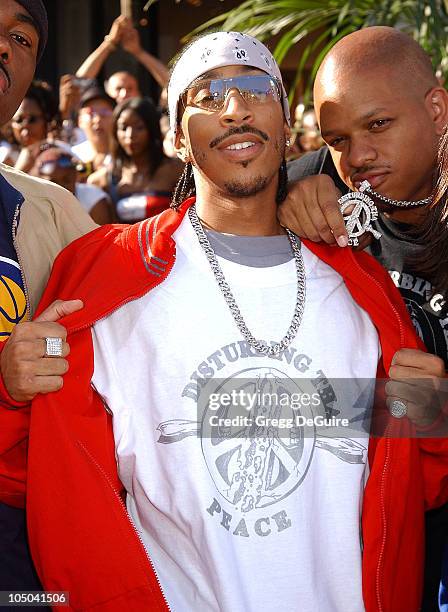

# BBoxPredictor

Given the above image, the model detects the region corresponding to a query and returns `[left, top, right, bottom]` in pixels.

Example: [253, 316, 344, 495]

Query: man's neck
[373, 173, 435, 225]
[195, 185, 285, 237]
[384, 206, 429, 224]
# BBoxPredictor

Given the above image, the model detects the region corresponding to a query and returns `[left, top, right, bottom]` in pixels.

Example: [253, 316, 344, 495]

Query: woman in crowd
[12, 80, 61, 174]
[89, 96, 182, 222]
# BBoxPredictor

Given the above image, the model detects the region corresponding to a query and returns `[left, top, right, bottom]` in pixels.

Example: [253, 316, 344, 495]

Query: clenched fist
[1, 299, 83, 402]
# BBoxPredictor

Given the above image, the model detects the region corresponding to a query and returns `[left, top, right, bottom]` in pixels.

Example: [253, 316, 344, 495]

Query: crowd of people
[0, 13, 183, 225]
[0, 13, 322, 227]
[0, 1, 448, 612]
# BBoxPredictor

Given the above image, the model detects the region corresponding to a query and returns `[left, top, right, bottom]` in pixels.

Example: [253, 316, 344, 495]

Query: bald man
[105, 70, 140, 104]
[282, 26, 448, 610]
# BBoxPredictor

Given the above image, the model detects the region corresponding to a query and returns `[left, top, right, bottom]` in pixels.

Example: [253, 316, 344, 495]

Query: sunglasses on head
[181, 74, 281, 112]
[12, 114, 44, 126]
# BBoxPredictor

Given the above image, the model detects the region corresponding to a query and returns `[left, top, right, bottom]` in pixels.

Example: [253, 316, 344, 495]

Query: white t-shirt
[92, 215, 380, 612]
[75, 182, 108, 214]
[71, 139, 111, 166]
[0, 141, 12, 164]
[71, 139, 93, 163]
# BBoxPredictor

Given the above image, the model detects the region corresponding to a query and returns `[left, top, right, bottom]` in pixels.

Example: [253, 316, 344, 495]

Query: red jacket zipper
[345, 248, 407, 612]
[69, 249, 176, 610]
[48, 221, 177, 607]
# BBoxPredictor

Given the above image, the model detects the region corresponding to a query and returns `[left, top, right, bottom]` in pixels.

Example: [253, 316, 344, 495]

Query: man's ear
[174, 127, 191, 163]
[425, 87, 448, 136]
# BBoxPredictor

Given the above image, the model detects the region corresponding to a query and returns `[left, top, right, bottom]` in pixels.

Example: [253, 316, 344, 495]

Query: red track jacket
[0, 199, 447, 611]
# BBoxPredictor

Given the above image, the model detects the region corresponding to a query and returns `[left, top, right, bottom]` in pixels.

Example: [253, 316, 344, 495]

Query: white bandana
[168, 31, 290, 137]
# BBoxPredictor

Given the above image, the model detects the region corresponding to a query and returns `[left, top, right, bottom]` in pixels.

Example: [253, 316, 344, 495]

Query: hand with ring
[0, 299, 84, 403]
[386, 348, 446, 428]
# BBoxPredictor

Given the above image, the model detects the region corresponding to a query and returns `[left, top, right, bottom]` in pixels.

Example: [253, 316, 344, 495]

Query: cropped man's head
[0, 0, 48, 125]
[78, 87, 115, 150]
[314, 26, 448, 202]
[32, 144, 78, 194]
[168, 31, 291, 207]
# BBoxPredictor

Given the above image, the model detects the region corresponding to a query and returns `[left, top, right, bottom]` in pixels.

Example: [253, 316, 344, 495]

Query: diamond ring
[45, 337, 63, 358]
[390, 399, 408, 419]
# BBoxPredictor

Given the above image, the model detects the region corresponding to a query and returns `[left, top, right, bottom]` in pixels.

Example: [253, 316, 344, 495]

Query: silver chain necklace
[359, 180, 432, 208]
[188, 205, 306, 357]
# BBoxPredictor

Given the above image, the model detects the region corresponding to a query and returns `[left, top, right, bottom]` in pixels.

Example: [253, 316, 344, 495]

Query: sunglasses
[181, 74, 281, 112]
[79, 108, 113, 119]
[38, 156, 76, 175]
[12, 114, 44, 126]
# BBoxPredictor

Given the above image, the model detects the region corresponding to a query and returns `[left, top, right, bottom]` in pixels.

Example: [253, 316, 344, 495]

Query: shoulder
[287, 147, 346, 193]
[1, 162, 68, 201]
[287, 148, 329, 182]
[34, 223, 135, 320]
[40, 224, 134, 290]
[76, 182, 109, 208]
[36, 207, 187, 325]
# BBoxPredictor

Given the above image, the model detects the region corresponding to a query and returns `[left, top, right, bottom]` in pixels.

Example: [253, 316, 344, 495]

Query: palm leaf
[184, 0, 448, 99]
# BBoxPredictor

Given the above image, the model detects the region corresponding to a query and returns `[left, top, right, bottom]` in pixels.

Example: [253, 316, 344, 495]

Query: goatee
[223, 175, 269, 198]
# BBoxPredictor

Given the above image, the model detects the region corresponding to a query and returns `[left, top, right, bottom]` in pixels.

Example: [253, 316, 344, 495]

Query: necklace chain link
[188, 205, 306, 357]
[359, 180, 432, 208]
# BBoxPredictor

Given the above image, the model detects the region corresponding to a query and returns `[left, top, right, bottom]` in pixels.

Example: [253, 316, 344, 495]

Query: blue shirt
[0, 173, 26, 341]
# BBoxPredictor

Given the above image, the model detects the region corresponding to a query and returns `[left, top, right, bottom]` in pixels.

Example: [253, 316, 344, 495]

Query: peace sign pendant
[338, 187, 382, 246]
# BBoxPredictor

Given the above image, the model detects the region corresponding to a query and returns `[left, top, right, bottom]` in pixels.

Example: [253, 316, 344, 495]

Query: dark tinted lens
[39, 157, 75, 174]
[57, 156, 76, 168]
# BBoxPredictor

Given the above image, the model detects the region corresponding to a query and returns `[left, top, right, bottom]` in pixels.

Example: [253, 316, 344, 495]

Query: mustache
[209, 125, 269, 149]
[351, 166, 391, 181]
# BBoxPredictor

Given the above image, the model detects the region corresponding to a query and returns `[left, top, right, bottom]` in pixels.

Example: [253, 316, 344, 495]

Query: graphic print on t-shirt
[0, 256, 26, 341]
[388, 269, 448, 368]
[157, 349, 368, 535]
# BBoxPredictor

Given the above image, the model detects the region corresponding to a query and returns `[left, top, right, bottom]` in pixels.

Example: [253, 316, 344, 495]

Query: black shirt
[369, 214, 448, 369]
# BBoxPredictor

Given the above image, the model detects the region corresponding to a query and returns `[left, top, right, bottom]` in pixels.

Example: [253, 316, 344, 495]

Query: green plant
[188, 0, 448, 101]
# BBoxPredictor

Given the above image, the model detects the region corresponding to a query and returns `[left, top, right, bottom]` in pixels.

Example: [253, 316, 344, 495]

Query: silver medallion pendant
[338, 183, 382, 246]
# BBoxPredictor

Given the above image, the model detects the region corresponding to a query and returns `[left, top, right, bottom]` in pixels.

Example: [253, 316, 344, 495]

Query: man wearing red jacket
[1, 31, 447, 612]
